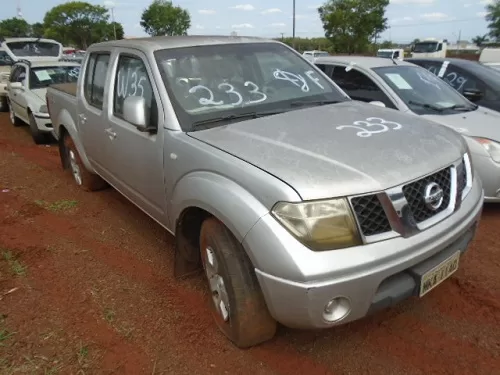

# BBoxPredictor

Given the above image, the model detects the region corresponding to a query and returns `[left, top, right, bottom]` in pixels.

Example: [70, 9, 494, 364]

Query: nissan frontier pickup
[45, 36, 484, 348]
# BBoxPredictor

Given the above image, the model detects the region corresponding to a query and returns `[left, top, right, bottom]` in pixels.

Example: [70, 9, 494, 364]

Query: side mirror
[463, 88, 483, 102]
[369, 100, 386, 108]
[9, 82, 23, 90]
[123, 96, 155, 132]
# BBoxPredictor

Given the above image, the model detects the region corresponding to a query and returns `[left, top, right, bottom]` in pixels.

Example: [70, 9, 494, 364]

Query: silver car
[46, 36, 483, 348]
[315, 56, 500, 202]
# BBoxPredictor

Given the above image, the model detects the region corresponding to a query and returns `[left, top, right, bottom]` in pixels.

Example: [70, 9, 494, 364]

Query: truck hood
[188, 101, 466, 200]
[422, 105, 500, 142]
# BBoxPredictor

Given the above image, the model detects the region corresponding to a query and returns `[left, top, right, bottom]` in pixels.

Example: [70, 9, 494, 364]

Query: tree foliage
[0, 18, 31, 37]
[486, 1, 500, 41]
[318, 0, 390, 54]
[140, 0, 191, 36]
[43, 1, 113, 49]
[472, 34, 489, 47]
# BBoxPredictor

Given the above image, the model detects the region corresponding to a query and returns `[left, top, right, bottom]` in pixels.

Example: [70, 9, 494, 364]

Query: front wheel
[8, 101, 23, 127]
[62, 134, 108, 192]
[199, 217, 277, 348]
[28, 112, 51, 145]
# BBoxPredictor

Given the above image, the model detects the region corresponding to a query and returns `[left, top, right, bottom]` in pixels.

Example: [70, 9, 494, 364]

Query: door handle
[78, 113, 87, 124]
[105, 128, 117, 139]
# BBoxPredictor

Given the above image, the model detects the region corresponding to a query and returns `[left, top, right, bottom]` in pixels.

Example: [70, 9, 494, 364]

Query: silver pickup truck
[45, 36, 484, 348]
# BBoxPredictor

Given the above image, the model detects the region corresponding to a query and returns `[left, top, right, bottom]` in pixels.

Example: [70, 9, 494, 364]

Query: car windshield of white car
[153, 42, 349, 130]
[29, 66, 81, 89]
[373, 65, 477, 115]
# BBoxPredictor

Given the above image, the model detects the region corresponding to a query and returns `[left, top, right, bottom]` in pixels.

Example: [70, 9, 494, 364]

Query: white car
[7, 59, 81, 144]
[0, 48, 13, 112]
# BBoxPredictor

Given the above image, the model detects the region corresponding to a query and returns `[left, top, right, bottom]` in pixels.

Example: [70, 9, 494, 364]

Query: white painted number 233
[336, 117, 403, 137]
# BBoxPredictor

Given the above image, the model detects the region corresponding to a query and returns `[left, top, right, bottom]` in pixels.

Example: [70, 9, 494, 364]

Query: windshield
[29, 65, 80, 89]
[153, 42, 348, 131]
[413, 42, 438, 53]
[377, 51, 393, 58]
[314, 52, 329, 57]
[0, 51, 13, 66]
[373, 65, 476, 115]
[5, 41, 61, 58]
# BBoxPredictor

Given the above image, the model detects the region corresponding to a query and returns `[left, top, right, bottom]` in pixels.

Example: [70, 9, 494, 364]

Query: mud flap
[174, 224, 202, 279]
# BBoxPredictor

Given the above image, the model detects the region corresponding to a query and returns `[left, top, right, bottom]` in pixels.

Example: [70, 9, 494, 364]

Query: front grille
[351, 194, 391, 236]
[402, 167, 452, 223]
[457, 158, 467, 197]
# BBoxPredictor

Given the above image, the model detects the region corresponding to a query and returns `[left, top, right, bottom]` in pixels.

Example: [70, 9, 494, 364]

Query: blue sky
[5, 0, 494, 43]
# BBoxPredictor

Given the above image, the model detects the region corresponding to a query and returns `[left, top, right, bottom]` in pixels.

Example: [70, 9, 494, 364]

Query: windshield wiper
[408, 100, 445, 113]
[191, 109, 288, 128]
[290, 99, 341, 108]
[444, 103, 478, 111]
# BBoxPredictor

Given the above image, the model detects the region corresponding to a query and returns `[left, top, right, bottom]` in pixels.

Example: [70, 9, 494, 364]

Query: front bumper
[244, 176, 484, 329]
[33, 112, 53, 132]
[472, 153, 500, 202]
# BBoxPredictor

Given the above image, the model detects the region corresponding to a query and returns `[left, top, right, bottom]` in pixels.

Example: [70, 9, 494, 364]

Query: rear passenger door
[77, 51, 114, 180]
[104, 48, 166, 224]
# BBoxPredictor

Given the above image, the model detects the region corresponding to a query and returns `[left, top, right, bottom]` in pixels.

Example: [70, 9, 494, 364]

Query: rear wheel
[28, 112, 51, 145]
[62, 134, 108, 192]
[199, 217, 277, 348]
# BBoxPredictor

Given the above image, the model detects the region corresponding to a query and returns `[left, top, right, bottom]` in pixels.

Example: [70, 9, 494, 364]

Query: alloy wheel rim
[202, 246, 230, 322]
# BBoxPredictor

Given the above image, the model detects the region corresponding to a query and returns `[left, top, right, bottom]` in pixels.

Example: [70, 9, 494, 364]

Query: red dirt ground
[0, 112, 499, 375]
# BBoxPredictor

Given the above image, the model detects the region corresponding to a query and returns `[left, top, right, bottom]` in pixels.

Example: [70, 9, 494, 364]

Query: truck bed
[46, 82, 79, 141]
[50, 82, 77, 97]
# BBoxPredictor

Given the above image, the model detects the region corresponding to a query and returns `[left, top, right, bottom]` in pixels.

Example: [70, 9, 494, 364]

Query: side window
[16, 67, 26, 83]
[84, 54, 96, 104]
[9, 66, 20, 82]
[113, 54, 156, 127]
[394, 51, 400, 59]
[316, 63, 334, 78]
[83, 53, 110, 109]
[330, 66, 396, 109]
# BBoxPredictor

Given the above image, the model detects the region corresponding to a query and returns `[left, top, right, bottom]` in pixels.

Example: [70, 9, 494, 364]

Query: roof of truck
[88, 35, 279, 51]
[314, 55, 415, 69]
[13, 59, 80, 68]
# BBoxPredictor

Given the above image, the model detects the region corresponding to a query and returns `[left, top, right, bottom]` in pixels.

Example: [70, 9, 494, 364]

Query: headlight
[39, 105, 48, 113]
[271, 198, 362, 251]
[473, 137, 500, 163]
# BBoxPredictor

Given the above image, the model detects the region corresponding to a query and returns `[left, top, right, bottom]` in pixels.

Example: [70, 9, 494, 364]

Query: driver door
[8, 64, 29, 121]
[103, 48, 167, 225]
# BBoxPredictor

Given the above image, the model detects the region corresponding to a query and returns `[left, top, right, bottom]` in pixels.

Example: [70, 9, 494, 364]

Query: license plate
[419, 251, 460, 297]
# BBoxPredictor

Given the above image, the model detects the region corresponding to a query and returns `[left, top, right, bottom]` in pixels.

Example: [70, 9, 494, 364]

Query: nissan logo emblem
[423, 182, 444, 211]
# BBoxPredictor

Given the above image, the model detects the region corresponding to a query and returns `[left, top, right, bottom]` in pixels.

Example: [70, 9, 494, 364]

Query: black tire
[62, 134, 108, 192]
[28, 112, 51, 145]
[199, 217, 277, 348]
[8, 101, 23, 127]
[0, 96, 8, 112]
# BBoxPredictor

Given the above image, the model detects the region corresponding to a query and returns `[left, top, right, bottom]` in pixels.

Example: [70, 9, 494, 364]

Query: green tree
[30, 22, 46, 38]
[318, 0, 390, 54]
[486, 0, 500, 41]
[0, 17, 31, 37]
[95, 21, 124, 41]
[43, 1, 110, 49]
[472, 34, 489, 47]
[140, 0, 191, 36]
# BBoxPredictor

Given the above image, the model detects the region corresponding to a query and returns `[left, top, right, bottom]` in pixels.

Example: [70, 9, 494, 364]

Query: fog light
[323, 296, 351, 322]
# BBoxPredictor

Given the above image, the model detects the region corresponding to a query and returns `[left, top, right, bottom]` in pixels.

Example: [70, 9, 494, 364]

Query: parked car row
[314, 56, 500, 203]
[1, 35, 492, 349]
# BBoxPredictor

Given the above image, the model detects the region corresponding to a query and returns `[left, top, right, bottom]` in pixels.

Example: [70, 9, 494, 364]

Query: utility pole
[281, 32, 284, 41]
[111, 6, 117, 40]
[292, 0, 296, 49]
